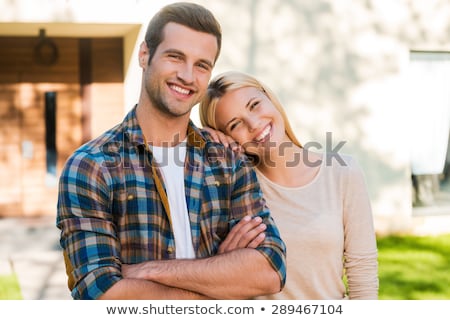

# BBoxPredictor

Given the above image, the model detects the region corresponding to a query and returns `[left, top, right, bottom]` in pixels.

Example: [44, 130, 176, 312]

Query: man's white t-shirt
[150, 141, 195, 259]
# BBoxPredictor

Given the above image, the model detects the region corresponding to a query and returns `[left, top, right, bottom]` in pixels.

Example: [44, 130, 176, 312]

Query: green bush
[0, 274, 23, 300]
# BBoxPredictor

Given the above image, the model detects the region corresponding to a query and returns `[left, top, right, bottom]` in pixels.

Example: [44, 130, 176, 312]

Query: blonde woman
[199, 71, 378, 299]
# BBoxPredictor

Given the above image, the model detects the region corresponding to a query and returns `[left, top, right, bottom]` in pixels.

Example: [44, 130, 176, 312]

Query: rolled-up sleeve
[57, 152, 122, 299]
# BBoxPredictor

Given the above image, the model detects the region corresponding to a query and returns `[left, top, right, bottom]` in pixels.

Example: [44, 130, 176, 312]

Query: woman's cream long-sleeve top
[255, 154, 379, 300]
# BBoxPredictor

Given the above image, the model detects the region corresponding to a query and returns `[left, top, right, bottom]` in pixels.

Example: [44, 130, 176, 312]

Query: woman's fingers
[202, 126, 239, 149]
[218, 215, 266, 254]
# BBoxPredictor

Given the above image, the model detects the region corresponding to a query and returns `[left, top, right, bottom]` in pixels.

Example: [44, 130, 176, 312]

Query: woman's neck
[257, 145, 322, 188]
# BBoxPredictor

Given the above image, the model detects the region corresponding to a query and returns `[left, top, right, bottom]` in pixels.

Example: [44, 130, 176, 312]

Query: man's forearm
[124, 248, 281, 299]
[99, 278, 211, 300]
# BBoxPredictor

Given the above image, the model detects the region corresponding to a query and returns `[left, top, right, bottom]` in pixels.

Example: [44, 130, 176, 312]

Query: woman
[199, 71, 378, 299]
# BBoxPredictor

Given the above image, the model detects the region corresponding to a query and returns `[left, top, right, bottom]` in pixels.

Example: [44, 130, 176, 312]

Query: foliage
[0, 274, 23, 300]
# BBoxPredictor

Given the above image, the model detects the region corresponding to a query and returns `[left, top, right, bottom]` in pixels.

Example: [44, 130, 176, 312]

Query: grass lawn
[377, 233, 450, 299]
[0, 273, 22, 300]
[0, 234, 449, 300]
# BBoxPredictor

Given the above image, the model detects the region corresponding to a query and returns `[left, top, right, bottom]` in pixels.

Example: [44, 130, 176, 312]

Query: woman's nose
[247, 116, 260, 132]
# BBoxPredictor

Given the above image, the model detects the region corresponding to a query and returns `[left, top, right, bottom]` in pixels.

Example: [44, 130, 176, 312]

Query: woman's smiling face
[214, 86, 286, 156]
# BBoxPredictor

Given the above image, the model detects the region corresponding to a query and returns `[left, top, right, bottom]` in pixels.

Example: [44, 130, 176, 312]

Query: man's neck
[136, 103, 190, 147]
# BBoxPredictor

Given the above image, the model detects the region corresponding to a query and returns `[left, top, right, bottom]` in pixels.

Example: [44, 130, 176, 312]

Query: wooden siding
[0, 36, 123, 217]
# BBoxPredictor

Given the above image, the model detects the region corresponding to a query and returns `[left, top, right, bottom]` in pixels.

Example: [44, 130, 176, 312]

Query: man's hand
[218, 215, 267, 254]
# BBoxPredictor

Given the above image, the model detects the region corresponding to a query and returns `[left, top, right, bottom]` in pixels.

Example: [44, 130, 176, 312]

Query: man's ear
[138, 41, 149, 68]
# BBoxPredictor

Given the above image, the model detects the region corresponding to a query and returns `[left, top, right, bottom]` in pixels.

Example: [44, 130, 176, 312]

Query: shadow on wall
[215, 0, 410, 209]
[209, 0, 450, 234]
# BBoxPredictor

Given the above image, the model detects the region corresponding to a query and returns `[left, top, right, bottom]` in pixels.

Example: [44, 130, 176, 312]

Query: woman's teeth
[255, 125, 271, 142]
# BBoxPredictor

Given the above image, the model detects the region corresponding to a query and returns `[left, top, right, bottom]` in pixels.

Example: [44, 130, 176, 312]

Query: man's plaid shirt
[57, 105, 286, 299]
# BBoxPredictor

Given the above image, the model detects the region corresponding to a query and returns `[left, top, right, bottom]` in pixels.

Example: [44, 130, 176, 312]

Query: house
[1, 0, 450, 235]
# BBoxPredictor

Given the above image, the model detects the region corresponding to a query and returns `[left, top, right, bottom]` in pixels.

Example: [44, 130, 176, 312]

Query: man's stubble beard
[145, 73, 195, 118]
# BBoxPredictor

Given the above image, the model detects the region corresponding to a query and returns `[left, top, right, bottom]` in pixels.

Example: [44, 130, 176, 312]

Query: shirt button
[166, 247, 174, 254]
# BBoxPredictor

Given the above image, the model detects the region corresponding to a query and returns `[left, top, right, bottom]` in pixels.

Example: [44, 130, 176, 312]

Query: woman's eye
[230, 121, 240, 131]
[249, 101, 259, 110]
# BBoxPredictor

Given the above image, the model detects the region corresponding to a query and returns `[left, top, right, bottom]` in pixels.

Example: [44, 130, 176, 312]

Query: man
[57, 2, 286, 300]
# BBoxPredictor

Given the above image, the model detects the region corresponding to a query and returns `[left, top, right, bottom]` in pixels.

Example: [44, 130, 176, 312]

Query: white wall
[193, 0, 450, 234]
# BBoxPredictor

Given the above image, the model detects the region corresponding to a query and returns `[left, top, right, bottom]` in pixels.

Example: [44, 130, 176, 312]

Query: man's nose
[177, 64, 194, 83]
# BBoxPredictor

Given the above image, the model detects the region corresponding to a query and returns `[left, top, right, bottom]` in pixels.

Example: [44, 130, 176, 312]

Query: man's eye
[197, 63, 211, 71]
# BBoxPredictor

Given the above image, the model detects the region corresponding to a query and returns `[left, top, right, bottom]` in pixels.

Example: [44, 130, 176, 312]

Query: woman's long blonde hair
[199, 71, 302, 148]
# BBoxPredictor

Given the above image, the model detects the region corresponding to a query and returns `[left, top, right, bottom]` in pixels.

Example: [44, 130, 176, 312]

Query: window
[45, 91, 57, 186]
[408, 51, 450, 208]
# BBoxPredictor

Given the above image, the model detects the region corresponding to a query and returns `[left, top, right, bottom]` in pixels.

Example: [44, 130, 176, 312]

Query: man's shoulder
[74, 105, 140, 156]
[188, 124, 255, 171]
[197, 127, 214, 142]
[77, 123, 124, 155]
[202, 143, 256, 174]
[62, 119, 131, 174]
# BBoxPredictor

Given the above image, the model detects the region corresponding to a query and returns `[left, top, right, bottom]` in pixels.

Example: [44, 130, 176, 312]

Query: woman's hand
[202, 126, 241, 152]
[218, 215, 266, 254]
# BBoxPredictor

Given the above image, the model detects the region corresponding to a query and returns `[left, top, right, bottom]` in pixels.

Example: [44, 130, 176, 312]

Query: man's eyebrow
[163, 48, 185, 57]
[163, 49, 213, 68]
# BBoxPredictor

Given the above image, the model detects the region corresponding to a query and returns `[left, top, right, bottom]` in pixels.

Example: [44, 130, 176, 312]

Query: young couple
[57, 2, 378, 300]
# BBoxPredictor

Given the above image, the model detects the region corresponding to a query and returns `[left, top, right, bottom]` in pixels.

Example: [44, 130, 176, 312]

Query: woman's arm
[343, 157, 379, 299]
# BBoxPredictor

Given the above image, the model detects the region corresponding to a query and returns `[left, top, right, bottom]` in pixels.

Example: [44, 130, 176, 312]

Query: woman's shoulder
[321, 151, 356, 167]
[320, 152, 366, 179]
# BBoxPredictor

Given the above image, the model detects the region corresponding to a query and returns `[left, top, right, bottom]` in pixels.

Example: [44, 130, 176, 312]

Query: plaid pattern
[57, 105, 286, 299]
